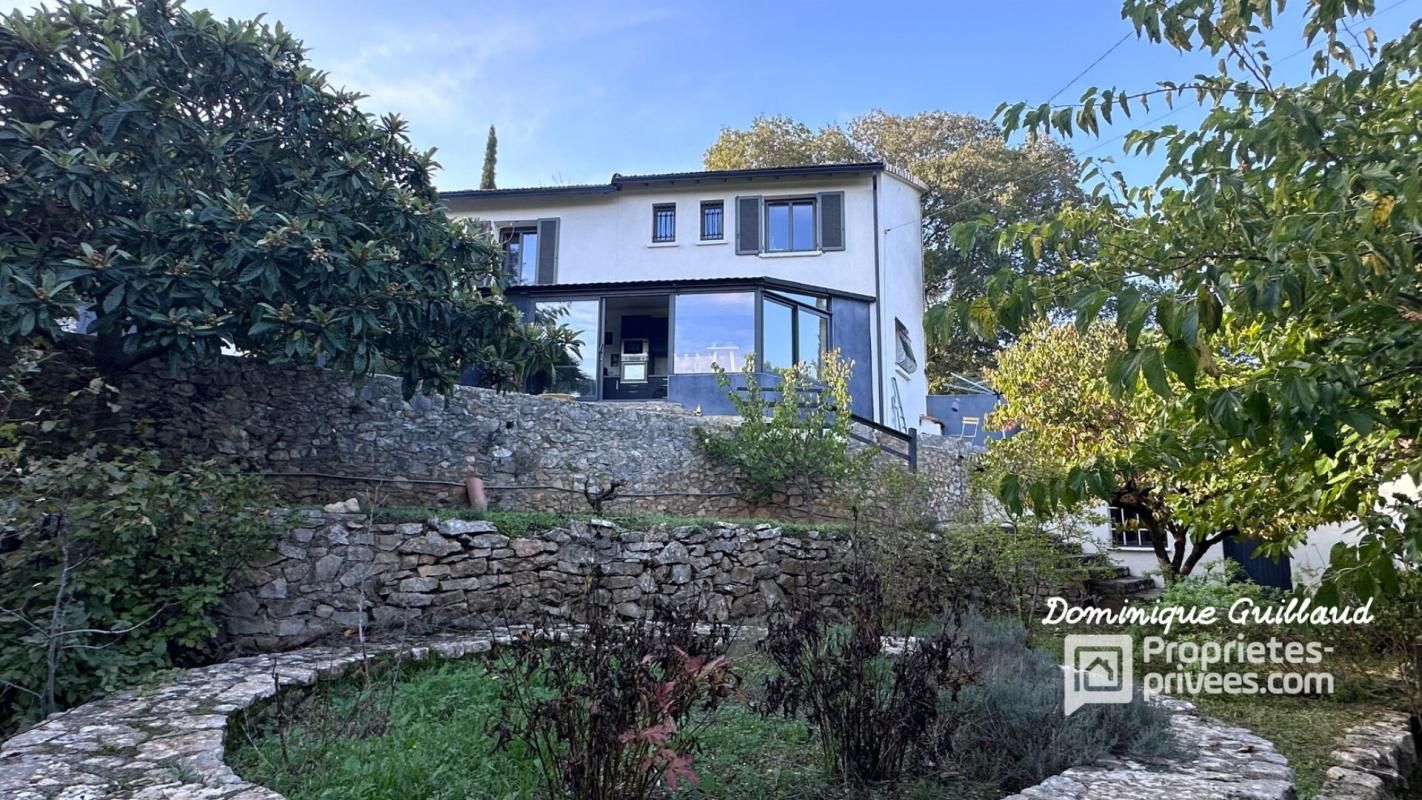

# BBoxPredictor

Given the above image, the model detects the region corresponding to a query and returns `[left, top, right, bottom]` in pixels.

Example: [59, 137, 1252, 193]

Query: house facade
[442, 162, 929, 430]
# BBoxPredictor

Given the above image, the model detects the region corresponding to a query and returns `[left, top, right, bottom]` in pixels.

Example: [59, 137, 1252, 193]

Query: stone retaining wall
[0, 633, 515, 800]
[223, 511, 854, 651]
[1318, 711, 1417, 800]
[0, 635, 1304, 800]
[88, 352, 974, 521]
[1002, 696, 1295, 800]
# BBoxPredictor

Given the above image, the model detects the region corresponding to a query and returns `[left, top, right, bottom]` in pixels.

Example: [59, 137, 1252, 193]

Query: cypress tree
[479, 125, 497, 190]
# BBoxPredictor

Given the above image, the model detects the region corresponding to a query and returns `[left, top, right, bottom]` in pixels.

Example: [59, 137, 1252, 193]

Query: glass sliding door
[532, 299, 599, 398]
[673, 292, 755, 373]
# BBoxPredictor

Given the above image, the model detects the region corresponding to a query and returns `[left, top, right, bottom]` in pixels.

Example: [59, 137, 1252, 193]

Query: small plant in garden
[491, 595, 738, 800]
[1127, 561, 1293, 675]
[0, 448, 278, 734]
[939, 518, 1107, 637]
[934, 614, 1176, 792]
[697, 350, 872, 513]
[758, 559, 976, 787]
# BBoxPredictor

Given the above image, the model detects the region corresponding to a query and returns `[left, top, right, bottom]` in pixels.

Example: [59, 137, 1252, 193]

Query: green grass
[228, 652, 993, 800]
[357, 507, 853, 538]
[1192, 694, 1392, 800]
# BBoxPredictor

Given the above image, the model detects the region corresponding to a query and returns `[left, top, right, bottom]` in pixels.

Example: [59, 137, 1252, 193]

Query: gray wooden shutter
[536, 218, 558, 284]
[735, 196, 761, 255]
[818, 191, 845, 251]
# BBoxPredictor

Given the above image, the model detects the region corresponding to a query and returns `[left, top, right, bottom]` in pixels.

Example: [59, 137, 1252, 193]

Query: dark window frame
[758, 290, 830, 375]
[894, 318, 918, 374]
[1110, 507, 1154, 549]
[500, 223, 540, 285]
[764, 197, 818, 253]
[652, 203, 677, 243]
[700, 200, 724, 241]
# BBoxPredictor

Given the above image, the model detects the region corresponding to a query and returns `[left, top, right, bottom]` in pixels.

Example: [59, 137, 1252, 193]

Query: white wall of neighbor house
[445, 175, 882, 298]
[877, 171, 929, 430]
[1076, 474, 1422, 587]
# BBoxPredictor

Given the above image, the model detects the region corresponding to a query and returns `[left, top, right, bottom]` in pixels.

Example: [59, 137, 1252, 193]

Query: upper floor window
[652, 204, 676, 243]
[501, 225, 539, 284]
[894, 318, 918, 374]
[735, 192, 844, 255]
[765, 198, 816, 252]
[700, 201, 724, 241]
[498, 218, 558, 284]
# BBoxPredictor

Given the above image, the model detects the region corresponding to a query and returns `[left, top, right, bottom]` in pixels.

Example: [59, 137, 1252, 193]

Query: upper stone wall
[99, 354, 975, 521]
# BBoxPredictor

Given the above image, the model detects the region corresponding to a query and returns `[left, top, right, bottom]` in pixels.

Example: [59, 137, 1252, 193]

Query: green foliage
[983, 322, 1333, 578]
[0, 448, 278, 733]
[491, 606, 736, 800]
[697, 351, 872, 508]
[0, 0, 556, 395]
[1127, 562, 1290, 673]
[479, 125, 497, 191]
[936, 615, 1176, 793]
[937, 520, 1107, 635]
[704, 111, 1083, 380]
[964, 0, 1421, 596]
[758, 562, 976, 788]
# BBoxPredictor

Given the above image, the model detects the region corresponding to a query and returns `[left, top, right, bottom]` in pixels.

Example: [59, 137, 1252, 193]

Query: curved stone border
[2, 634, 1303, 800]
[1002, 696, 1295, 800]
[0, 632, 518, 800]
[1317, 710, 1417, 800]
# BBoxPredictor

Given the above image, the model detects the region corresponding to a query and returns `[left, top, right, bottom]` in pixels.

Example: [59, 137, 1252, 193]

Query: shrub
[935, 614, 1176, 792]
[697, 351, 872, 512]
[757, 560, 975, 787]
[0, 447, 279, 733]
[938, 520, 1106, 637]
[1127, 561, 1291, 674]
[490, 595, 737, 800]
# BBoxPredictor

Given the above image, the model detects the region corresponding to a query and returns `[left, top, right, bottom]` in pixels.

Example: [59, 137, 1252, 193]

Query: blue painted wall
[669, 371, 784, 416]
[926, 392, 1008, 447]
[829, 297, 875, 419]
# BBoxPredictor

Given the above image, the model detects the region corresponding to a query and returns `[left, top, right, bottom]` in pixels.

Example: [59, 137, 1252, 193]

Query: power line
[887, 0, 1410, 234]
[1046, 32, 1133, 104]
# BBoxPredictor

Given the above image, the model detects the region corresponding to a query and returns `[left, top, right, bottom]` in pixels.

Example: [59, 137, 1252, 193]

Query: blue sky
[6, 0, 1418, 191]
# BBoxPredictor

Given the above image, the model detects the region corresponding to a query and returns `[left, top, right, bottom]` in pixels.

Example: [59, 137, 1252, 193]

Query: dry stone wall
[1317, 711, 1417, 800]
[93, 353, 974, 521]
[223, 511, 854, 651]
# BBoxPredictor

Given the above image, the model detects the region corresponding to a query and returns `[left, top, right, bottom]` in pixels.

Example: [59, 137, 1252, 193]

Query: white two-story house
[442, 162, 928, 431]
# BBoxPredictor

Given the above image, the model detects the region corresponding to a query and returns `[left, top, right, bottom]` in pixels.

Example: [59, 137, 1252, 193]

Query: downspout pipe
[872, 173, 885, 423]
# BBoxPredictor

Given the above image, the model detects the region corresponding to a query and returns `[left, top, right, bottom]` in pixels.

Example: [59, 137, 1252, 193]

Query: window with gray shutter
[536, 218, 559, 284]
[735, 196, 761, 255]
[818, 191, 845, 251]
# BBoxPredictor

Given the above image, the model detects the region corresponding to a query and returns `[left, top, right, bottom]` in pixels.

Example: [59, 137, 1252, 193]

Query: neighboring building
[441, 162, 929, 430]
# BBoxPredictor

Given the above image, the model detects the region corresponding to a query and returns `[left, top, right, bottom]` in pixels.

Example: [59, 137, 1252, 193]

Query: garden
[2, 0, 1421, 798]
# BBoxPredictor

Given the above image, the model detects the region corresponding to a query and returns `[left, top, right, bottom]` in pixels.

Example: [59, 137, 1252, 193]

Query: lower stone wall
[223, 511, 854, 651]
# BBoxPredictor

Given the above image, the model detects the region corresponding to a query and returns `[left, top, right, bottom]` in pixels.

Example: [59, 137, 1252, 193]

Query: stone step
[1090, 575, 1158, 596]
[1066, 552, 1131, 579]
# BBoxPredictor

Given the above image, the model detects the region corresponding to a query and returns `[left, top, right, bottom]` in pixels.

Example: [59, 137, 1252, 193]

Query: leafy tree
[479, 124, 497, 190]
[703, 114, 860, 172]
[697, 351, 872, 513]
[967, 0, 1421, 598]
[704, 111, 1082, 382]
[983, 322, 1331, 579]
[0, 0, 547, 396]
